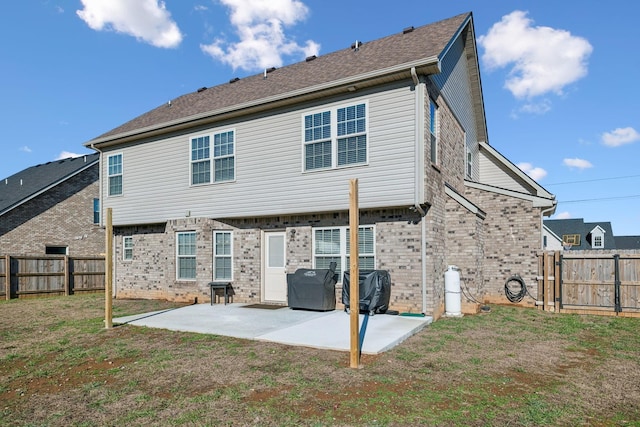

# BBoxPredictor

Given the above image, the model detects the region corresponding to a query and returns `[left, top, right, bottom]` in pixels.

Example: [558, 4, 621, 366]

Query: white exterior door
[263, 231, 287, 303]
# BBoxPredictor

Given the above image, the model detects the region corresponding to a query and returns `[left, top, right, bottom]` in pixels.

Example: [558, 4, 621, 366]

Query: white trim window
[313, 226, 375, 279]
[466, 145, 473, 179]
[176, 232, 197, 280]
[304, 102, 368, 171]
[429, 100, 438, 165]
[213, 231, 233, 280]
[107, 153, 123, 196]
[123, 236, 133, 261]
[190, 130, 235, 185]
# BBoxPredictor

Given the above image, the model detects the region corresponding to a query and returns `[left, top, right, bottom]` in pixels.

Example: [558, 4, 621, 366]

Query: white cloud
[519, 99, 552, 115]
[554, 211, 572, 219]
[517, 162, 547, 181]
[563, 158, 593, 169]
[478, 10, 593, 99]
[201, 0, 320, 71]
[56, 151, 84, 160]
[601, 127, 640, 147]
[20, 146, 32, 153]
[76, 0, 183, 48]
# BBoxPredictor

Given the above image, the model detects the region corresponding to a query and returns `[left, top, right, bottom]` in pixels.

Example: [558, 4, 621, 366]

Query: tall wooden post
[4, 255, 10, 301]
[349, 179, 360, 368]
[105, 208, 113, 329]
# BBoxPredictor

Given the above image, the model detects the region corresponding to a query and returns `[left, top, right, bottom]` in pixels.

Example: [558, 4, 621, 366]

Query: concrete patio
[113, 303, 432, 355]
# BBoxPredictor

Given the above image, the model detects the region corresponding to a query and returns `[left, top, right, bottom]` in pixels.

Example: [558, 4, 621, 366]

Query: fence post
[64, 255, 70, 296]
[554, 251, 561, 312]
[614, 254, 621, 313]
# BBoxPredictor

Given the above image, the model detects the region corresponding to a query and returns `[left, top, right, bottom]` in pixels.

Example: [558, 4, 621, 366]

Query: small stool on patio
[209, 282, 232, 305]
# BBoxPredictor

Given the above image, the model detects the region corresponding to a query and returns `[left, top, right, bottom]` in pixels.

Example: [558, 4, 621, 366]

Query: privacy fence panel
[0, 254, 105, 299]
[538, 251, 640, 317]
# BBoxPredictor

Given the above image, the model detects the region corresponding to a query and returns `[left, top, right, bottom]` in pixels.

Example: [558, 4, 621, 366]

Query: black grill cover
[287, 262, 337, 311]
[342, 270, 391, 315]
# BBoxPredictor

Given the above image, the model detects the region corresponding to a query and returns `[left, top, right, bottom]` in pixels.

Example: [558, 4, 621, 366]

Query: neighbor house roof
[86, 12, 477, 148]
[543, 218, 616, 250]
[0, 154, 99, 216]
[615, 236, 640, 250]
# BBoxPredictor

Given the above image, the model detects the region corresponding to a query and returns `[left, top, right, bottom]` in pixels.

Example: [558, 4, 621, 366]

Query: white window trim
[466, 144, 473, 179]
[301, 101, 369, 173]
[189, 128, 236, 186]
[593, 235, 603, 248]
[429, 99, 438, 165]
[213, 230, 234, 281]
[123, 236, 133, 261]
[107, 153, 124, 197]
[312, 225, 376, 282]
[176, 231, 197, 281]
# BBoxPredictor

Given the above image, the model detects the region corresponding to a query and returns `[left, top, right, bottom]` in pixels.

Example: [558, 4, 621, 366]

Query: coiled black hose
[504, 274, 530, 303]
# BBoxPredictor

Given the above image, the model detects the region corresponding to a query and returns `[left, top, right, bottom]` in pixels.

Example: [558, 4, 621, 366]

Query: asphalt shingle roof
[89, 12, 471, 144]
[544, 218, 616, 250]
[0, 154, 99, 215]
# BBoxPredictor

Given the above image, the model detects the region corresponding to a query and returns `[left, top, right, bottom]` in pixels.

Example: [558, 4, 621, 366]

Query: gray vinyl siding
[431, 35, 479, 180]
[101, 83, 417, 225]
[478, 150, 532, 193]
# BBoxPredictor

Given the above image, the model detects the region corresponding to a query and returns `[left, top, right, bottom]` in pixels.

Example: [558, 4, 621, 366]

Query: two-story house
[87, 12, 555, 317]
[544, 219, 615, 250]
[0, 154, 103, 256]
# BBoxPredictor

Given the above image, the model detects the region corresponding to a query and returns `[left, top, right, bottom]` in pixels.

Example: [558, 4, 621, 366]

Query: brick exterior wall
[0, 166, 103, 257]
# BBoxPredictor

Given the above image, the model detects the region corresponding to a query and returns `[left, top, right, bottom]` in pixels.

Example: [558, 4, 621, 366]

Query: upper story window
[190, 130, 235, 185]
[107, 154, 123, 196]
[304, 103, 367, 171]
[593, 235, 603, 248]
[466, 146, 473, 179]
[429, 100, 438, 165]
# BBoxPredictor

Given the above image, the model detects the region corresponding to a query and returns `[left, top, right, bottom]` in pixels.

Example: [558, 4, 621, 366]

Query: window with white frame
[466, 146, 473, 179]
[93, 198, 100, 224]
[176, 232, 197, 280]
[190, 130, 235, 185]
[429, 100, 438, 164]
[304, 103, 367, 171]
[593, 235, 603, 248]
[213, 231, 233, 280]
[313, 226, 375, 279]
[123, 236, 133, 261]
[108, 154, 123, 196]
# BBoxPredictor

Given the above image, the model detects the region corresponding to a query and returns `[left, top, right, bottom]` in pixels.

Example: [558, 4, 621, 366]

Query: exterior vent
[403, 26, 415, 34]
[196, 87, 207, 93]
[351, 40, 363, 50]
[305, 55, 317, 62]
[229, 77, 240, 84]
[266, 67, 276, 73]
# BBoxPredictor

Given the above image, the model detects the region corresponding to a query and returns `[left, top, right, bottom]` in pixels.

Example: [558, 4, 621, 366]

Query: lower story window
[123, 236, 133, 261]
[214, 231, 233, 280]
[313, 226, 375, 279]
[177, 232, 197, 280]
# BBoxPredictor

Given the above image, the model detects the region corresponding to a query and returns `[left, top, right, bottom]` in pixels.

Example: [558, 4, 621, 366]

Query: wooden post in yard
[349, 179, 360, 368]
[105, 208, 113, 329]
[5, 255, 9, 301]
[554, 251, 561, 313]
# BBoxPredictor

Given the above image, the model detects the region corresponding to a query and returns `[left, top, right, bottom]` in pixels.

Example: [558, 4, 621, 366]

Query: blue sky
[2, 1, 639, 235]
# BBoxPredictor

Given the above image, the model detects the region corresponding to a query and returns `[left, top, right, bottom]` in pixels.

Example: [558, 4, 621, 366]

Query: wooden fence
[0, 255, 105, 300]
[537, 251, 640, 317]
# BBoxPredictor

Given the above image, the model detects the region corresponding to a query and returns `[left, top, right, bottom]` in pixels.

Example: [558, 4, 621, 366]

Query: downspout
[411, 67, 428, 314]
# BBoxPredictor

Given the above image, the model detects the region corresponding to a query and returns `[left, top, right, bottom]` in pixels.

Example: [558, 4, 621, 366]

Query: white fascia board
[466, 180, 557, 208]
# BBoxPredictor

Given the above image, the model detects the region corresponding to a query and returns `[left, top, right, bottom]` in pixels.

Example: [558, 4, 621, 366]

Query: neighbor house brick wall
[0, 166, 103, 256]
[466, 188, 542, 306]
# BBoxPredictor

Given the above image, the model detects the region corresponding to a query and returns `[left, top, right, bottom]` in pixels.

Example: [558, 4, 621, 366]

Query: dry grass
[1, 294, 639, 426]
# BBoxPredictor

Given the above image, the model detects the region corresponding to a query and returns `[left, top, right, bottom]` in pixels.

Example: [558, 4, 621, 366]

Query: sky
[1, 1, 639, 235]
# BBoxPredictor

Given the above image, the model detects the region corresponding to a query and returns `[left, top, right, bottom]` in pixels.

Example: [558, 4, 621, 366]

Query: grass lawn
[1, 294, 639, 426]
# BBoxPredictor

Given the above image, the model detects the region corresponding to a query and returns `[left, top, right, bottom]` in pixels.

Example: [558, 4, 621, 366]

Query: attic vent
[197, 87, 207, 93]
[229, 77, 240, 84]
[305, 55, 317, 62]
[403, 26, 415, 34]
[266, 67, 276, 73]
[351, 40, 363, 50]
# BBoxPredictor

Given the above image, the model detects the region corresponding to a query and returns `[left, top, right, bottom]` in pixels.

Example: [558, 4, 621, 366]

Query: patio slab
[113, 303, 432, 354]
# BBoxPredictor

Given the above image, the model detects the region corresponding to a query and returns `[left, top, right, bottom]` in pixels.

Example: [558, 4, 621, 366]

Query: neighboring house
[0, 154, 103, 256]
[544, 218, 615, 250]
[615, 236, 640, 250]
[86, 12, 555, 317]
